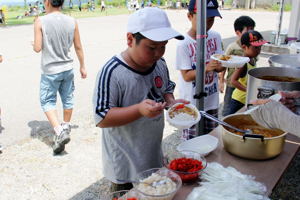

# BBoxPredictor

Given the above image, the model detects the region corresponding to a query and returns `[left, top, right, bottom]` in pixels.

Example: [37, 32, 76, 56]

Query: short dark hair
[234, 16, 256, 32]
[241, 30, 264, 47]
[132, 32, 146, 45]
[49, 0, 64, 7]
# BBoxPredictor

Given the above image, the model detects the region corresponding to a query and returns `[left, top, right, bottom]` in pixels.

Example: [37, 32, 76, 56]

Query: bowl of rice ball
[133, 168, 182, 200]
[166, 103, 201, 130]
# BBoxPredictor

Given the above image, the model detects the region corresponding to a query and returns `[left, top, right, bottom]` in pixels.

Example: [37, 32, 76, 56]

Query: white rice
[172, 112, 195, 122]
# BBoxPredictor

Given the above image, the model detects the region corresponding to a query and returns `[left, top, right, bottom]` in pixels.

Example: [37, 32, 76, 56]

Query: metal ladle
[199, 111, 250, 134]
[199, 111, 264, 141]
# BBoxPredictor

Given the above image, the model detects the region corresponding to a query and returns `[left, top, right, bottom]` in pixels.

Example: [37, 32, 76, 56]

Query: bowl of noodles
[166, 103, 201, 130]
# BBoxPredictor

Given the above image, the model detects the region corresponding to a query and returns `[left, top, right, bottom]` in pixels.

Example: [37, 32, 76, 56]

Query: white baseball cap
[127, 7, 184, 42]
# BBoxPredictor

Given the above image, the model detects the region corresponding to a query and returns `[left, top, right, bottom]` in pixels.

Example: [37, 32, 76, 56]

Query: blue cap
[188, 0, 222, 18]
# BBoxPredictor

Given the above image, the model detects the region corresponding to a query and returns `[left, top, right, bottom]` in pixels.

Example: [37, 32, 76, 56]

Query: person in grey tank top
[33, 0, 87, 154]
[93, 7, 188, 193]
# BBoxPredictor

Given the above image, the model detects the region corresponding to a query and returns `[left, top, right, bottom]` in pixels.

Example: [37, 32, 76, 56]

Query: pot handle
[257, 86, 275, 99]
[243, 134, 264, 142]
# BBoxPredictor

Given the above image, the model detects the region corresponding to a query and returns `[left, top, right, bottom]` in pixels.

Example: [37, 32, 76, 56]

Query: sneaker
[52, 130, 71, 154]
[61, 123, 71, 135]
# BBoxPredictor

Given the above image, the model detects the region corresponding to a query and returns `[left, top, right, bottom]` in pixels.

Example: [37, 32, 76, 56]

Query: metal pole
[195, 0, 206, 135]
[275, 0, 284, 45]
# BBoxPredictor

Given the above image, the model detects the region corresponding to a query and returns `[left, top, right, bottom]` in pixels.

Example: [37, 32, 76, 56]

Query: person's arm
[0, 55, 2, 63]
[73, 21, 87, 79]
[180, 69, 196, 82]
[33, 17, 42, 53]
[180, 60, 224, 82]
[249, 100, 300, 137]
[218, 70, 226, 93]
[231, 66, 246, 91]
[97, 100, 166, 128]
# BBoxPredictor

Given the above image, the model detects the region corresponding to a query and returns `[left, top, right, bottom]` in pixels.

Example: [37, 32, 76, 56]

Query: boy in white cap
[93, 7, 187, 192]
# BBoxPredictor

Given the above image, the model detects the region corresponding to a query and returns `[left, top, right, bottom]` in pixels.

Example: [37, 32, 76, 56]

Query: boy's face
[188, 13, 215, 32]
[127, 33, 168, 70]
[44, 0, 50, 12]
[206, 17, 215, 31]
[243, 45, 261, 58]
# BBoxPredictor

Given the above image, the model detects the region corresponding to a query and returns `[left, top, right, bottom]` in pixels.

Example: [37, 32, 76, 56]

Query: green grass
[271, 3, 292, 11]
[3, 6, 130, 26]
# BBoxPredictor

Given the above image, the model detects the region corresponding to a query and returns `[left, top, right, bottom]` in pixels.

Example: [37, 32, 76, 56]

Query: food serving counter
[173, 126, 300, 199]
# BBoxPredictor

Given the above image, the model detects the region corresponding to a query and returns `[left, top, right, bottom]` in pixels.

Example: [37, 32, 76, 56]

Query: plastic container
[133, 168, 182, 200]
[166, 103, 200, 130]
[163, 150, 207, 184]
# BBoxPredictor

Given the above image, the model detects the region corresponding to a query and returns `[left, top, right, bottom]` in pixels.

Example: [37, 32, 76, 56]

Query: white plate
[177, 135, 218, 156]
[211, 54, 250, 68]
[166, 103, 201, 130]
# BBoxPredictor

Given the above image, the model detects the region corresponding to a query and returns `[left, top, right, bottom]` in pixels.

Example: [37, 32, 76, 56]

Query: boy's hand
[138, 99, 166, 118]
[206, 60, 224, 72]
[80, 67, 87, 79]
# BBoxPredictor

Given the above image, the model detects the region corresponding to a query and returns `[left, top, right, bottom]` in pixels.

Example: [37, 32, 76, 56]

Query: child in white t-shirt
[176, 0, 225, 139]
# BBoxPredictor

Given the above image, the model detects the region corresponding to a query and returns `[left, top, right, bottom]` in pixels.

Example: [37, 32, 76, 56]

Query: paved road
[0, 9, 291, 200]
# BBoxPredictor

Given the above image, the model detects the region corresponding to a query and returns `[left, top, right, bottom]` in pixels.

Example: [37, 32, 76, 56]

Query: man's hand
[138, 99, 166, 118]
[250, 91, 300, 113]
[80, 67, 87, 79]
[279, 91, 300, 112]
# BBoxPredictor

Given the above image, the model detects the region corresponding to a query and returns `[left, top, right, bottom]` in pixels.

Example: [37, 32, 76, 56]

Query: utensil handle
[243, 134, 264, 141]
[199, 111, 247, 133]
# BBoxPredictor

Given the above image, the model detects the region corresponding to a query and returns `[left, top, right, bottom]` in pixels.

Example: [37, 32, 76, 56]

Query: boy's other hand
[166, 99, 190, 108]
[80, 67, 87, 79]
[138, 99, 166, 118]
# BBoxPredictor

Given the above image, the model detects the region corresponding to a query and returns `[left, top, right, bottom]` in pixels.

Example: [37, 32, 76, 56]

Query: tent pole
[275, 0, 284, 45]
[195, 0, 206, 136]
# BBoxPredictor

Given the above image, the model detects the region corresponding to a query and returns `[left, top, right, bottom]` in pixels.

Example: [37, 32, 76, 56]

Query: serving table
[173, 126, 300, 199]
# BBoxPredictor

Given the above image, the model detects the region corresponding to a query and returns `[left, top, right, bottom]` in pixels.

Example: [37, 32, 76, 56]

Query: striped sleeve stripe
[95, 58, 119, 118]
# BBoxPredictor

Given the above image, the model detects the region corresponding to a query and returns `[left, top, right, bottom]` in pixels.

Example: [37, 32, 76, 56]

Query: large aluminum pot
[222, 114, 287, 160]
[246, 67, 300, 107]
[268, 54, 300, 69]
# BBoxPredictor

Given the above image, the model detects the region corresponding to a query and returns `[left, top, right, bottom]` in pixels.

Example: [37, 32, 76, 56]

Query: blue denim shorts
[40, 69, 75, 112]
